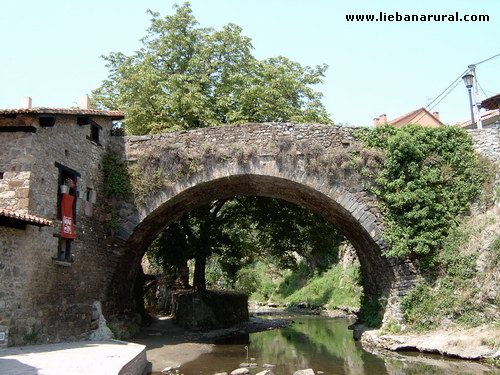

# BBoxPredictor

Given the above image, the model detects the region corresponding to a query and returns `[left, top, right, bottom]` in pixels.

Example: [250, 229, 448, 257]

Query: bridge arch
[108, 124, 418, 324]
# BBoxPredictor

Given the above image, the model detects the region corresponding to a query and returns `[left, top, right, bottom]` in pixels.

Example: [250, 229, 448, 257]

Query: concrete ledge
[0, 340, 148, 375]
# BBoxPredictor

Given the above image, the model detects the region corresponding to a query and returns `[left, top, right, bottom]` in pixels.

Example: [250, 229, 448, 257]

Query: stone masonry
[108, 123, 407, 325]
[0, 132, 32, 213]
[0, 107, 124, 346]
[1, 111, 499, 347]
[468, 128, 500, 162]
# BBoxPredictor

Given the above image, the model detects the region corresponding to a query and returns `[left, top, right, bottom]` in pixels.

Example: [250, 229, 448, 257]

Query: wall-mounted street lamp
[462, 73, 476, 129]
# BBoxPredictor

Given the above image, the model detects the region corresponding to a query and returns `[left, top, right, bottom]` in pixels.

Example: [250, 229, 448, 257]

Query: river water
[150, 315, 497, 375]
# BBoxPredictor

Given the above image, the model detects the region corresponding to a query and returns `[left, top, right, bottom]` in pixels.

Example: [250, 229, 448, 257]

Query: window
[54, 163, 80, 263]
[0, 172, 3, 179]
[57, 169, 78, 221]
[110, 120, 124, 136]
[88, 121, 102, 145]
[90, 124, 100, 143]
[83, 187, 95, 217]
[39, 116, 56, 127]
[77, 116, 90, 126]
[85, 188, 96, 203]
[57, 238, 73, 262]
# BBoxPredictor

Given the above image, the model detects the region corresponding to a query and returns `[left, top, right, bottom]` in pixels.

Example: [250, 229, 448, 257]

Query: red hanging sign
[60, 194, 76, 239]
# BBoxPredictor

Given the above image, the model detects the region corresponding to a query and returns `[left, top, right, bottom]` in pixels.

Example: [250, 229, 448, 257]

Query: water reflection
[179, 316, 497, 375]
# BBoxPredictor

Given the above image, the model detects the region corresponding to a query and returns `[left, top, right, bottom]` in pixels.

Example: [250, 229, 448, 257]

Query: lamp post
[462, 73, 476, 129]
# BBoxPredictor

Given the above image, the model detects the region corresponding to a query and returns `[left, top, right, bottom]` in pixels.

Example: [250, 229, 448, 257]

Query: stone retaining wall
[468, 128, 500, 163]
[172, 290, 249, 330]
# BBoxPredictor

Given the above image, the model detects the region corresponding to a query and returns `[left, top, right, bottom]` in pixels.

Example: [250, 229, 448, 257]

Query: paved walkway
[0, 340, 147, 375]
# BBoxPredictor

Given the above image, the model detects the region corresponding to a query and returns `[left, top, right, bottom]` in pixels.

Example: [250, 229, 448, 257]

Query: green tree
[92, 2, 331, 134]
[96, 3, 336, 297]
[148, 197, 343, 291]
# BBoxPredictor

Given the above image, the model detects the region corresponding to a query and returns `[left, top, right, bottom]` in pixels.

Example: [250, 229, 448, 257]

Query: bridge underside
[107, 172, 414, 325]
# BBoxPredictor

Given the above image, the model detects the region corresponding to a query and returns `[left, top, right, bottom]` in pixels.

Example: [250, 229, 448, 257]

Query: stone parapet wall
[469, 128, 500, 210]
[123, 123, 356, 160]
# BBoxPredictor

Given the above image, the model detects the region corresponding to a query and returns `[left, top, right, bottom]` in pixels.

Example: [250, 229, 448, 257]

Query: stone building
[458, 93, 500, 129]
[373, 107, 443, 127]
[0, 97, 123, 346]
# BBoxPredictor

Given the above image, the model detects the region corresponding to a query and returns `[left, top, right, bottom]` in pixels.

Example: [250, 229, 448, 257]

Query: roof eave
[0, 108, 125, 119]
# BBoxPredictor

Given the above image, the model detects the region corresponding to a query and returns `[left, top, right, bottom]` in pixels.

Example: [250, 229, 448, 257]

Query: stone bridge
[3, 115, 498, 346]
[108, 123, 419, 323]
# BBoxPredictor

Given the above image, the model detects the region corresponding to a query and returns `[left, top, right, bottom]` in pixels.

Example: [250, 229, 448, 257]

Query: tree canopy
[148, 197, 343, 291]
[95, 3, 337, 295]
[92, 2, 331, 134]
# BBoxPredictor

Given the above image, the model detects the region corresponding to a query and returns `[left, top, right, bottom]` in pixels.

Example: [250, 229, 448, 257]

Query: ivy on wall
[355, 125, 488, 262]
[101, 151, 131, 197]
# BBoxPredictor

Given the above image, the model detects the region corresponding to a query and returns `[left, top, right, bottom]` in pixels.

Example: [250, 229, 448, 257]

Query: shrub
[355, 125, 484, 262]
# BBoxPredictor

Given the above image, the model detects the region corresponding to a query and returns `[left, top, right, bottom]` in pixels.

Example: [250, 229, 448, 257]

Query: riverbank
[134, 313, 500, 375]
[131, 314, 292, 372]
[132, 310, 500, 373]
[357, 324, 500, 362]
[258, 305, 500, 364]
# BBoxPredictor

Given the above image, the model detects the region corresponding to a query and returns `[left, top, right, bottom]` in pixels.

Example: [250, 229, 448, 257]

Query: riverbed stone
[360, 325, 500, 361]
[262, 364, 275, 368]
[293, 369, 315, 375]
[255, 370, 274, 375]
[231, 368, 250, 375]
[239, 363, 258, 368]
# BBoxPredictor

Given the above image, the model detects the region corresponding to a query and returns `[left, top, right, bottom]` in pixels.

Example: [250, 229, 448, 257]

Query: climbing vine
[101, 151, 131, 197]
[355, 125, 488, 261]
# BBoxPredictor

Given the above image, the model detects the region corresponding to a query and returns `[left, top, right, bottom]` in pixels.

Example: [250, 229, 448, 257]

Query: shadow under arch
[108, 173, 398, 325]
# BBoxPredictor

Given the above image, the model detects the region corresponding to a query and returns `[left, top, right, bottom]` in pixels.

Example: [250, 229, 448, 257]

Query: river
[143, 315, 498, 375]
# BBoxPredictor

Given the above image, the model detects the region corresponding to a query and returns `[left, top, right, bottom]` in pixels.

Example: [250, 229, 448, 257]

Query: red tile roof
[389, 107, 443, 127]
[481, 93, 500, 111]
[0, 208, 53, 227]
[457, 109, 500, 128]
[0, 107, 124, 118]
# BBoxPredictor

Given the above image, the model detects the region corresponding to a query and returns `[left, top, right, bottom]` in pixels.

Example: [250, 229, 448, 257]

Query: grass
[286, 265, 362, 309]
[248, 260, 362, 311]
[401, 208, 500, 332]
